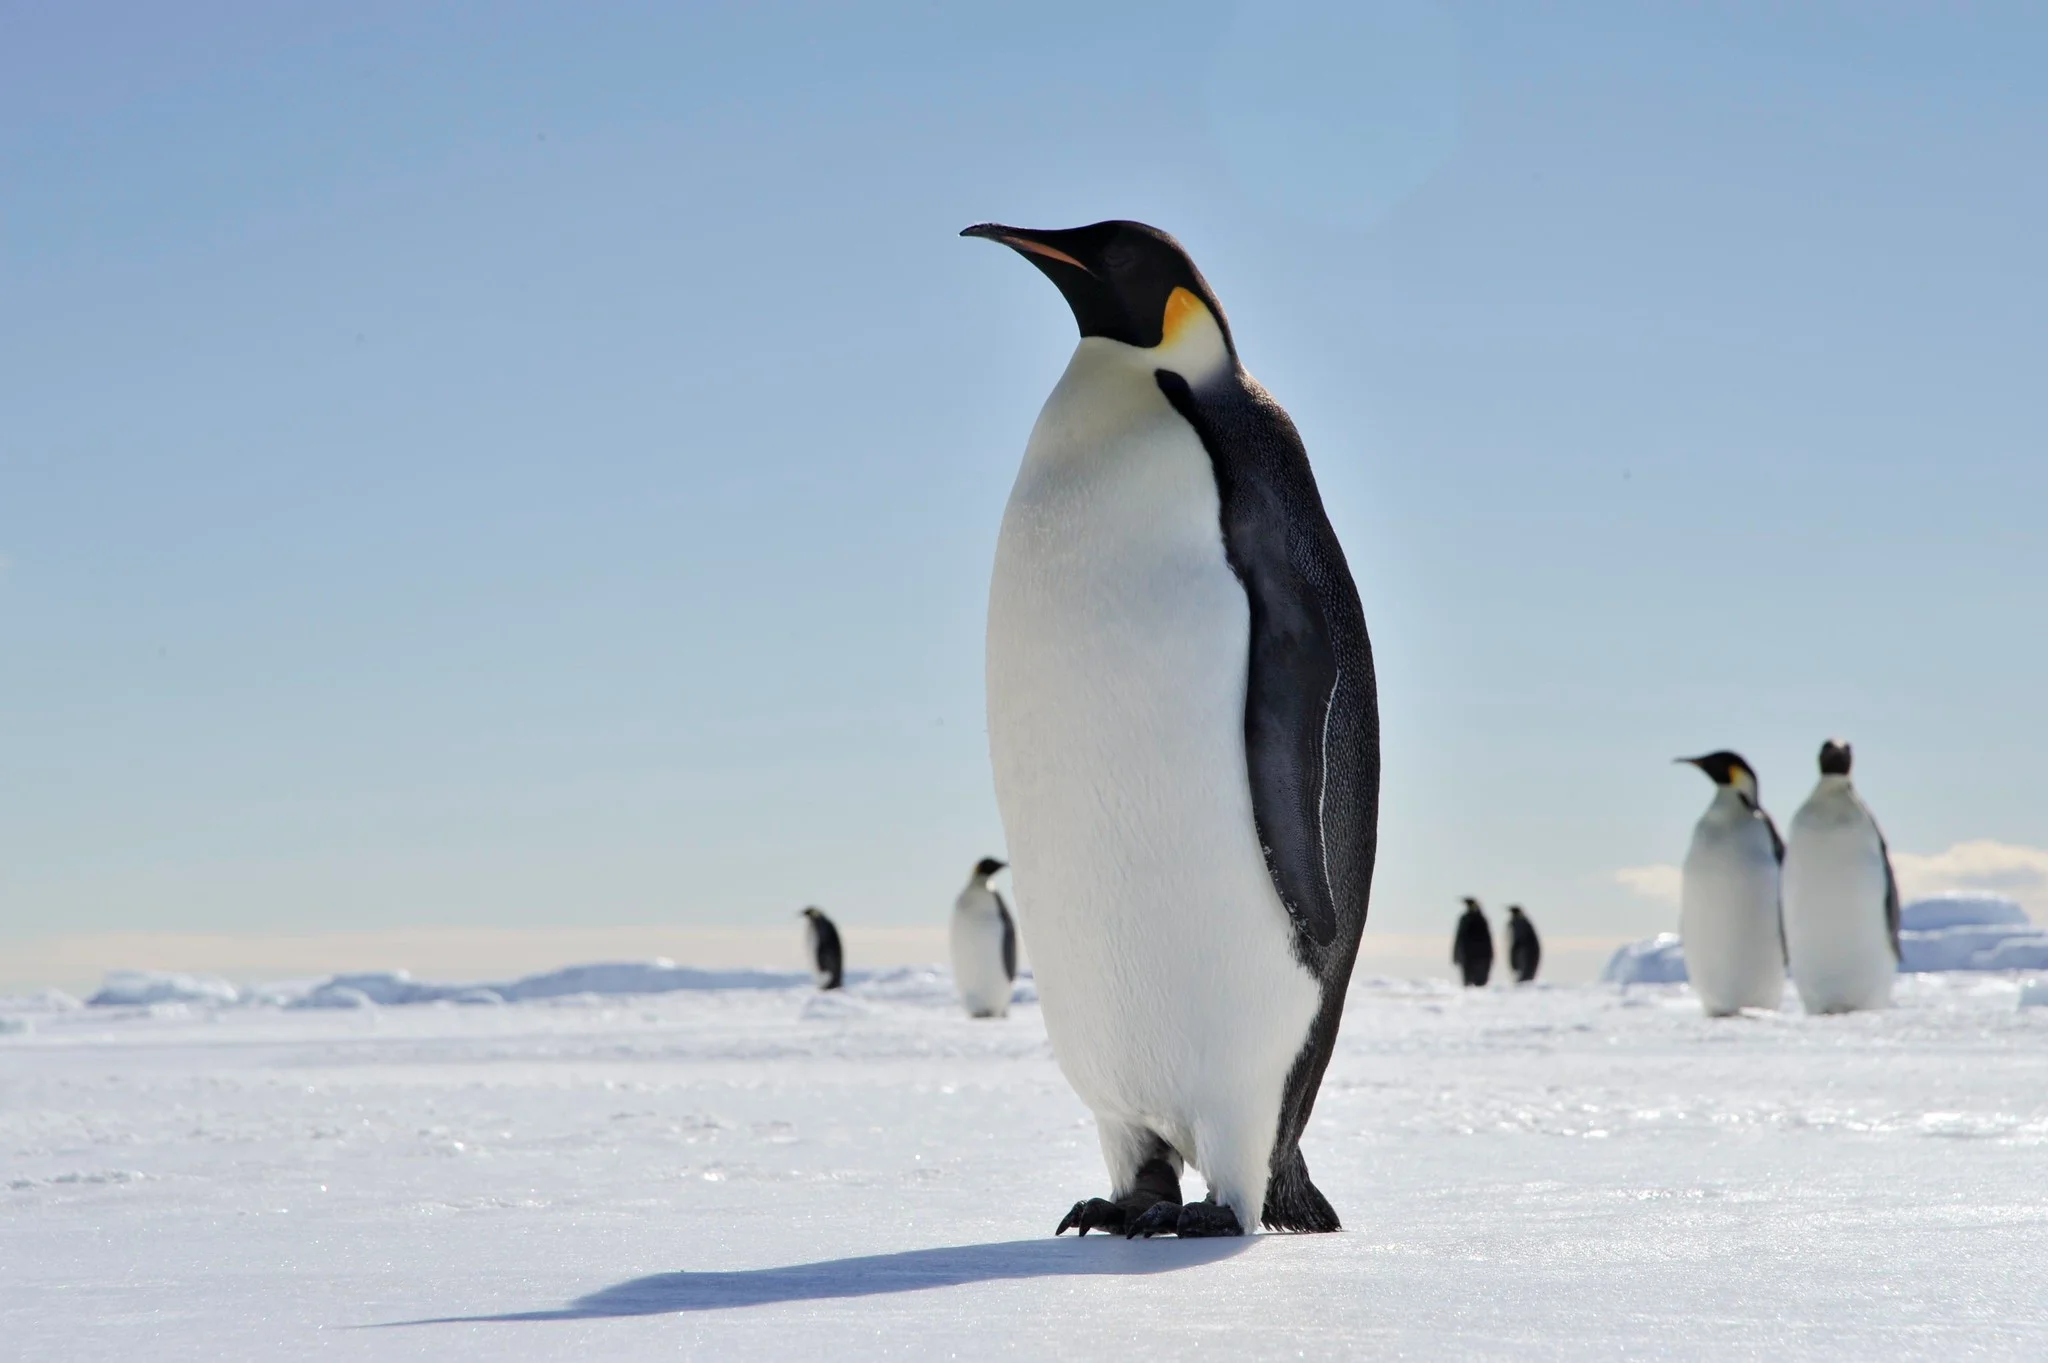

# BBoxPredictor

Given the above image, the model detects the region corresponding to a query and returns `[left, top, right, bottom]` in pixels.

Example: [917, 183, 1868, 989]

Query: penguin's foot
[1055, 1198, 1134, 1236]
[1123, 1197, 1244, 1240]
[1055, 1152, 1184, 1237]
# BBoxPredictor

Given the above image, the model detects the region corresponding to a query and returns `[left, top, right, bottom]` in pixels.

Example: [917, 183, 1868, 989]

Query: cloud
[1612, 864, 1682, 905]
[1611, 841, 2048, 920]
[1892, 840, 2048, 917]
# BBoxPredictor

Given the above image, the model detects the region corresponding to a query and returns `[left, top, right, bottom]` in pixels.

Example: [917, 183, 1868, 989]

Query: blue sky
[4, 0, 2046, 946]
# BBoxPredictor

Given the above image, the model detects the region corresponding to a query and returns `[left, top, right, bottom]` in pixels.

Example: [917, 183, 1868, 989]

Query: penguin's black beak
[991, 860, 1008, 873]
[1675, 756, 1706, 769]
[960, 222, 1097, 276]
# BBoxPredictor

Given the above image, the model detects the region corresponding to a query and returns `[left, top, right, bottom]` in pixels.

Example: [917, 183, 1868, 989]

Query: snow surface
[1605, 894, 2048, 983]
[5, 966, 2047, 1360]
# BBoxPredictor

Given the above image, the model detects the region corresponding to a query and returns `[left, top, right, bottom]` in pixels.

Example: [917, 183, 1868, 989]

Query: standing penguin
[951, 856, 1018, 1018]
[1506, 905, 1541, 984]
[1452, 898, 1494, 987]
[799, 907, 843, 991]
[969, 220, 1378, 1239]
[1782, 740, 1900, 1014]
[1677, 752, 1785, 1016]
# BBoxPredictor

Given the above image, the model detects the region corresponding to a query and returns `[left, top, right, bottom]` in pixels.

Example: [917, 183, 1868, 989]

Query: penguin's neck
[1808, 773, 1858, 807]
[1062, 293, 1234, 395]
[1709, 785, 1757, 820]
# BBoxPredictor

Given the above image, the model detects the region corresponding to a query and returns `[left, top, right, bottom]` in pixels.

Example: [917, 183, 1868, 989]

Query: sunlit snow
[5, 962, 2046, 1360]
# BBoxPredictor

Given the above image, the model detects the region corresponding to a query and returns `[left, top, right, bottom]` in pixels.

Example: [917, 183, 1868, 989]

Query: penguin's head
[972, 856, 1008, 880]
[1818, 739, 1853, 777]
[1461, 896, 1482, 914]
[961, 219, 1234, 383]
[1507, 905, 1525, 920]
[1679, 751, 1759, 802]
[799, 906, 825, 923]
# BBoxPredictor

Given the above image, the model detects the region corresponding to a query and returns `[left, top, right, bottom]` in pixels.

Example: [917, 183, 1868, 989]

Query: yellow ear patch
[1161, 287, 1207, 346]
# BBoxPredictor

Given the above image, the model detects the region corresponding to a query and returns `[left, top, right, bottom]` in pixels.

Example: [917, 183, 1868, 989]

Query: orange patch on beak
[1161, 287, 1207, 346]
[1001, 237, 1093, 274]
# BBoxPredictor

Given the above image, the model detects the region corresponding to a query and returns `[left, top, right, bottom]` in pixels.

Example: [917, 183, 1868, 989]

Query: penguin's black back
[1155, 365, 1379, 1232]
[810, 912, 844, 990]
[1509, 910, 1541, 983]
[995, 890, 1018, 982]
[1454, 908, 1494, 986]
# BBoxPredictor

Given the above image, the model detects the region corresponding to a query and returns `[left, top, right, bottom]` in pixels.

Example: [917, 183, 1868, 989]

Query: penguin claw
[1173, 1201, 1245, 1238]
[1055, 1198, 1127, 1236]
[1123, 1201, 1183, 1239]
[1124, 1198, 1244, 1239]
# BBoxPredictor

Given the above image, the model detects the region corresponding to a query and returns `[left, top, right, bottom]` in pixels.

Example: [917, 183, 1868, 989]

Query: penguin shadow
[377, 1235, 1251, 1324]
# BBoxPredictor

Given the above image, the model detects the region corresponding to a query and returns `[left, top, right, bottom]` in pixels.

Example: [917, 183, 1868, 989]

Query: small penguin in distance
[799, 907, 843, 991]
[1782, 740, 1900, 1014]
[1677, 751, 1785, 1016]
[1506, 905, 1541, 984]
[969, 219, 1379, 1240]
[951, 857, 1018, 1018]
[1453, 898, 1494, 987]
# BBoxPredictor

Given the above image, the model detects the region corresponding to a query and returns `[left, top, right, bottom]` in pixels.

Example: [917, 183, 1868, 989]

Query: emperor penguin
[1506, 905, 1541, 984]
[799, 907, 843, 991]
[1676, 752, 1785, 1016]
[1452, 898, 1493, 987]
[951, 856, 1018, 1018]
[967, 219, 1379, 1239]
[1782, 739, 1900, 1014]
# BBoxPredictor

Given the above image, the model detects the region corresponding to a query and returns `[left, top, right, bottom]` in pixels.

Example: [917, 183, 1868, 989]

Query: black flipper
[1878, 827, 1902, 962]
[1155, 366, 1379, 1234]
[1756, 801, 1789, 966]
[995, 890, 1018, 982]
[1156, 370, 1376, 956]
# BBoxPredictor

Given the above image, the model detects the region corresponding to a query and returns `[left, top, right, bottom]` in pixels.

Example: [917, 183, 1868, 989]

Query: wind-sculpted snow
[80, 960, 1012, 1012]
[1900, 892, 2032, 931]
[4, 969, 2044, 1359]
[1598, 932, 1689, 984]
[1606, 895, 2048, 984]
[86, 969, 242, 1007]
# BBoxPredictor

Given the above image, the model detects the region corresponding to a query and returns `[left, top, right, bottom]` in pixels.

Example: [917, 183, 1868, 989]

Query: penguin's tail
[1261, 1144, 1340, 1233]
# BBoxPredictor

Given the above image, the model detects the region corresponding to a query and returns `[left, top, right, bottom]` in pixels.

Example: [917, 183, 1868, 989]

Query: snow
[1604, 895, 2048, 984]
[85, 969, 242, 1007]
[4, 965, 2046, 1360]
[1598, 931, 1688, 984]
[1900, 892, 2033, 931]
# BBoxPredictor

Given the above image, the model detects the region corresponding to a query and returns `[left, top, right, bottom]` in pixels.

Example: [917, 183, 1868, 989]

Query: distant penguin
[951, 856, 1018, 1018]
[1452, 898, 1494, 987]
[1782, 740, 1900, 1014]
[969, 219, 1379, 1239]
[1677, 752, 1785, 1016]
[800, 907, 843, 991]
[1506, 905, 1541, 984]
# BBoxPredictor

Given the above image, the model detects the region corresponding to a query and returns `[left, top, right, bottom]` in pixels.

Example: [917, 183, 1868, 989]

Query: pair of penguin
[1452, 899, 1540, 986]
[798, 863, 1022, 1015]
[1679, 741, 1900, 1016]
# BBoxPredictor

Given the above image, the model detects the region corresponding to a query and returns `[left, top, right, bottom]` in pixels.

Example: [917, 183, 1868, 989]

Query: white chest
[1680, 791, 1786, 1013]
[950, 886, 1012, 1017]
[1783, 782, 1894, 1010]
[983, 339, 1319, 1163]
